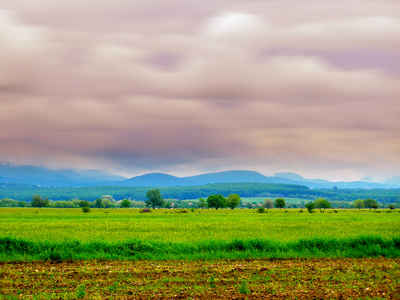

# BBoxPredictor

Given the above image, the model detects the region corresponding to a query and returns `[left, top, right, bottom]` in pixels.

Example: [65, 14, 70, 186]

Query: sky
[0, 0, 399, 182]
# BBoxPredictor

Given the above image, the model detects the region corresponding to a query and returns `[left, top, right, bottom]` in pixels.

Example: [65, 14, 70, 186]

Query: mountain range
[0, 163, 398, 189]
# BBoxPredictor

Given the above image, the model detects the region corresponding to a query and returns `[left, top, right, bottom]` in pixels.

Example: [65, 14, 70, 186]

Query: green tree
[0, 198, 18, 207]
[274, 198, 285, 210]
[145, 189, 164, 209]
[226, 194, 241, 209]
[198, 198, 207, 209]
[164, 201, 172, 209]
[262, 199, 274, 209]
[363, 199, 378, 210]
[31, 194, 49, 209]
[78, 200, 90, 208]
[104, 201, 116, 208]
[94, 198, 105, 208]
[101, 195, 115, 203]
[207, 194, 226, 210]
[314, 198, 331, 210]
[354, 199, 364, 209]
[120, 199, 131, 208]
[371, 203, 379, 210]
[18, 201, 27, 207]
[305, 202, 315, 213]
[388, 204, 395, 210]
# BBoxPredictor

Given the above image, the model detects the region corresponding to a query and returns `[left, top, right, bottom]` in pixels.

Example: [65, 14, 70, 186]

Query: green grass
[0, 208, 399, 261]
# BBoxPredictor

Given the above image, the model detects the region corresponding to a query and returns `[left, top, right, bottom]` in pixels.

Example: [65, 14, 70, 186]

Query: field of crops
[1, 208, 399, 261]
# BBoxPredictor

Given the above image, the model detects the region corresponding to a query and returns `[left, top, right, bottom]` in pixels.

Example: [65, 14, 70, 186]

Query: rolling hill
[0, 163, 398, 189]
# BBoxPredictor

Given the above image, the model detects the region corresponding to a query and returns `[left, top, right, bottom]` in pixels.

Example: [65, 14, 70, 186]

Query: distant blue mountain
[184, 170, 272, 185]
[119, 170, 274, 186]
[120, 173, 182, 187]
[119, 170, 398, 189]
[0, 163, 398, 189]
[0, 163, 125, 187]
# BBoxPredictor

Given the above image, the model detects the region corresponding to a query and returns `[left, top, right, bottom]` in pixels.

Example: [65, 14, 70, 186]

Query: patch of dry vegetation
[1, 258, 399, 299]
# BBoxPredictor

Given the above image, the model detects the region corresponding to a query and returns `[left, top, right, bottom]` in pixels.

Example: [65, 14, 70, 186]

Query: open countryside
[1, 201, 400, 299]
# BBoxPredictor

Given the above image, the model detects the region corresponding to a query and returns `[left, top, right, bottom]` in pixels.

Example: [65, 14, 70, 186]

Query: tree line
[0, 182, 399, 203]
[2, 190, 397, 212]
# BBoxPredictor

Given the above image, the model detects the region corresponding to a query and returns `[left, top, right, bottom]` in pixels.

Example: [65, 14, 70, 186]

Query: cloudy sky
[0, 0, 399, 181]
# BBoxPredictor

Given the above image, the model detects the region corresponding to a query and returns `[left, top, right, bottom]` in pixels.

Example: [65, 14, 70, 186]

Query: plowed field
[1, 258, 399, 299]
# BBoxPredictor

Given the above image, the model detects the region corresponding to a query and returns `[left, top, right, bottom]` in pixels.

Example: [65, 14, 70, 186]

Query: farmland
[1, 258, 399, 299]
[1, 208, 399, 261]
[1, 207, 399, 299]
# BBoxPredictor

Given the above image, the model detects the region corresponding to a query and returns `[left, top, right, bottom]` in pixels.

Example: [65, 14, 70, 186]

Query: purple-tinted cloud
[0, 0, 399, 181]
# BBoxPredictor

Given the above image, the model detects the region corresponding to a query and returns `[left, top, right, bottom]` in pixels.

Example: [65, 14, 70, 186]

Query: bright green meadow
[0, 208, 399, 261]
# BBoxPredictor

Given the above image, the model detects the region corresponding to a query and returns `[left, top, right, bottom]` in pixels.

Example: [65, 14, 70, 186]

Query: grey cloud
[0, 1, 399, 180]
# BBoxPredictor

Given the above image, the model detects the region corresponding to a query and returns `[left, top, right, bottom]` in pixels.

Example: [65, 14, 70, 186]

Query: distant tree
[207, 194, 226, 210]
[305, 202, 315, 213]
[274, 198, 285, 210]
[198, 198, 207, 209]
[18, 201, 27, 207]
[371, 203, 379, 210]
[104, 201, 116, 208]
[120, 199, 131, 208]
[388, 204, 395, 210]
[226, 194, 241, 209]
[131, 200, 146, 208]
[94, 198, 105, 208]
[101, 195, 115, 203]
[78, 200, 90, 208]
[354, 199, 364, 209]
[314, 198, 331, 210]
[31, 195, 49, 209]
[145, 189, 164, 209]
[262, 199, 274, 210]
[0, 198, 18, 207]
[164, 201, 172, 209]
[363, 199, 378, 210]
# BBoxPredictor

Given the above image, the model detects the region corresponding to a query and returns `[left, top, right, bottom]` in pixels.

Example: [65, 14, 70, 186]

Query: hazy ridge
[0, 164, 398, 189]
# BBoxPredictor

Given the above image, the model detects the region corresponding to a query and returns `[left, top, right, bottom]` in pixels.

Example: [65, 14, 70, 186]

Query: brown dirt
[1, 258, 399, 299]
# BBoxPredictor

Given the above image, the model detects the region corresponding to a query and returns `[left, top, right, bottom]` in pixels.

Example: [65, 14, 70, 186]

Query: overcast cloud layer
[0, 0, 399, 181]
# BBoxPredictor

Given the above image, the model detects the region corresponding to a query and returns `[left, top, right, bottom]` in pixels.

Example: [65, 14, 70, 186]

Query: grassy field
[0, 208, 399, 261]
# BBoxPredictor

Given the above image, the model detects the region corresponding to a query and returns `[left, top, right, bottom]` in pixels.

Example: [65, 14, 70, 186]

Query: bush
[256, 207, 266, 213]
[82, 206, 91, 213]
[140, 208, 151, 213]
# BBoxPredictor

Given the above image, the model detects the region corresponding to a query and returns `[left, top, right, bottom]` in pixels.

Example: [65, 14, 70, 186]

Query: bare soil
[1, 258, 399, 299]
